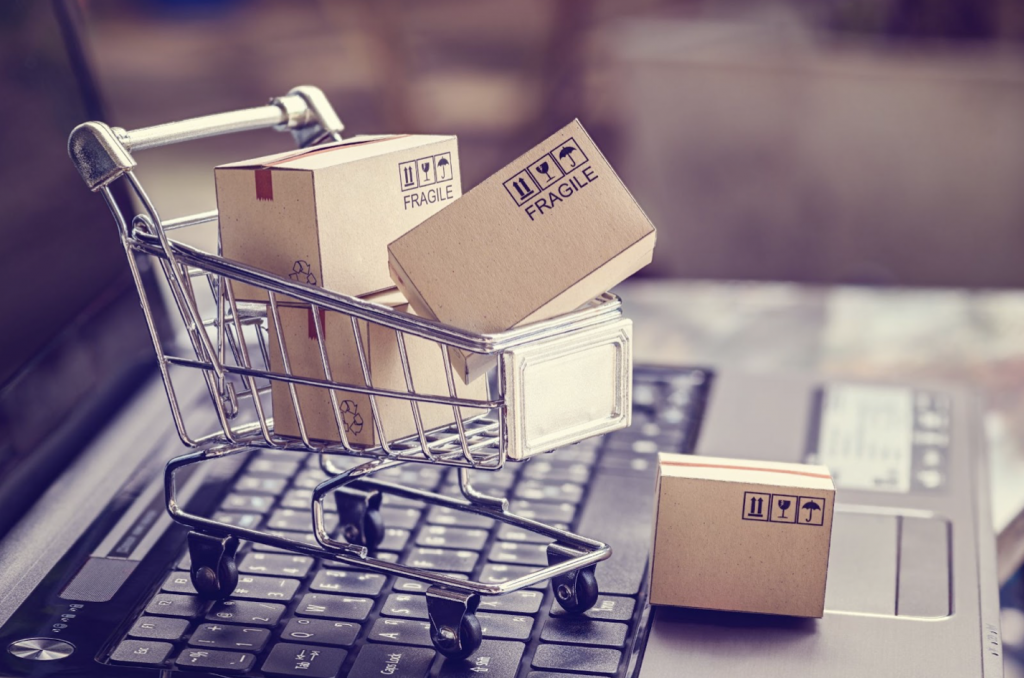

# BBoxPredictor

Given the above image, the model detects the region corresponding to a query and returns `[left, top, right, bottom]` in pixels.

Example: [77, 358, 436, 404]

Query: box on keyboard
[650, 453, 835, 618]
[217, 134, 460, 303]
[388, 119, 655, 384]
[268, 289, 489, 447]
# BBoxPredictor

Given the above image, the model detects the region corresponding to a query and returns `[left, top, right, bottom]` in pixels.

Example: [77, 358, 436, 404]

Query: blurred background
[17, 0, 1024, 286]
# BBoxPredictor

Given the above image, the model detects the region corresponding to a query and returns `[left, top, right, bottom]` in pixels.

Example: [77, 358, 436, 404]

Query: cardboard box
[218, 134, 461, 303]
[267, 290, 489, 447]
[388, 119, 656, 383]
[650, 453, 835, 618]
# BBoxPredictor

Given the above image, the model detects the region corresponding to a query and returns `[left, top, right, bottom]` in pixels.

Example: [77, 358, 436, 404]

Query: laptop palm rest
[639, 511, 952, 676]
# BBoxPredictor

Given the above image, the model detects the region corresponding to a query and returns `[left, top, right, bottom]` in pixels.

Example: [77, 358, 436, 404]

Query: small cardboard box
[218, 134, 461, 303]
[388, 119, 656, 383]
[267, 290, 489, 447]
[650, 453, 835, 618]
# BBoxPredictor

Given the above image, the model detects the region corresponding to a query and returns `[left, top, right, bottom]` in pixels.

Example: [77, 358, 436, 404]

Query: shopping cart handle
[68, 85, 344, 191]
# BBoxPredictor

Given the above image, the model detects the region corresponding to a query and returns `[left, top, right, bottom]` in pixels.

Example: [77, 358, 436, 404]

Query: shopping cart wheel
[426, 587, 482, 659]
[334, 487, 385, 550]
[187, 532, 239, 599]
[548, 543, 600, 614]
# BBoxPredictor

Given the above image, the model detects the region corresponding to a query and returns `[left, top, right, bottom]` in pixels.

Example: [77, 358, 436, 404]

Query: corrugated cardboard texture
[218, 135, 461, 302]
[267, 291, 488, 447]
[388, 119, 656, 382]
[650, 454, 835, 618]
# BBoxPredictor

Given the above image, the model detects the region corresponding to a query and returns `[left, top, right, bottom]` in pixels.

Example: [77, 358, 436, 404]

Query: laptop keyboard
[108, 366, 712, 677]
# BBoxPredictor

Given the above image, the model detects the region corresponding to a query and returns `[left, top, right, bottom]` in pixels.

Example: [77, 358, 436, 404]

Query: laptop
[0, 3, 1003, 676]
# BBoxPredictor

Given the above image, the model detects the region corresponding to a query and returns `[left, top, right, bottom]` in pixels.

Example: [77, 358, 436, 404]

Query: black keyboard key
[478, 612, 533, 640]
[531, 645, 622, 675]
[212, 511, 262, 530]
[476, 589, 545, 614]
[549, 595, 635, 621]
[540, 618, 628, 648]
[527, 673, 605, 678]
[188, 623, 270, 652]
[349, 643, 436, 678]
[479, 564, 546, 590]
[248, 458, 301, 477]
[575, 473, 654, 595]
[488, 541, 548, 566]
[295, 593, 374, 621]
[598, 453, 656, 478]
[221, 493, 275, 514]
[510, 500, 575, 525]
[280, 488, 317, 510]
[161, 572, 197, 594]
[404, 547, 479, 573]
[548, 446, 597, 465]
[235, 475, 288, 494]
[522, 461, 590, 484]
[252, 530, 321, 553]
[393, 575, 467, 593]
[377, 464, 445, 489]
[415, 525, 489, 550]
[267, 508, 338, 533]
[145, 593, 203, 618]
[438, 639, 525, 678]
[367, 617, 433, 646]
[291, 469, 329, 489]
[310, 569, 386, 596]
[206, 600, 285, 626]
[174, 648, 256, 673]
[383, 507, 425, 531]
[514, 480, 584, 504]
[381, 593, 428, 619]
[175, 551, 191, 570]
[261, 643, 348, 678]
[382, 493, 427, 509]
[280, 618, 361, 647]
[496, 523, 561, 544]
[128, 616, 190, 641]
[230, 574, 299, 602]
[110, 639, 173, 666]
[427, 506, 494, 529]
[238, 552, 314, 578]
[322, 550, 400, 568]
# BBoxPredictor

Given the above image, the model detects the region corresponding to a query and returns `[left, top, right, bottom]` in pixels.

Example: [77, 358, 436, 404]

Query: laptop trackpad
[824, 512, 898, 614]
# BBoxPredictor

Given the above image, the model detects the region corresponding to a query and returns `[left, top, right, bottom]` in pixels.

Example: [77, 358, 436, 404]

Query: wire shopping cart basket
[68, 86, 633, 659]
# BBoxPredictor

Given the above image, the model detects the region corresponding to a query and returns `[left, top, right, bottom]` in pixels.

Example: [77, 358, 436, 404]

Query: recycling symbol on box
[289, 260, 317, 285]
[339, 400, 364, 435]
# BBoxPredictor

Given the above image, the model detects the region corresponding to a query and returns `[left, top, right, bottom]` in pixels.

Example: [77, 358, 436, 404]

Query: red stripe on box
[254, 169, 273, 201]
[308, 308, 327, 340]
[660, 459, 832, 480]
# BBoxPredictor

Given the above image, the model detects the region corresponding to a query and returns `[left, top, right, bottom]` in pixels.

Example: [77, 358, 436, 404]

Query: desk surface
[617, 279, 1024, 674]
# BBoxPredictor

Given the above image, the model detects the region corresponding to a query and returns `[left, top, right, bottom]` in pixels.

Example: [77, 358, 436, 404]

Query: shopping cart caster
[548, 543, 600, 613]
[188, 532, 239, 599]
[426, 587, 482, 659]
[334, 487, 385, 550]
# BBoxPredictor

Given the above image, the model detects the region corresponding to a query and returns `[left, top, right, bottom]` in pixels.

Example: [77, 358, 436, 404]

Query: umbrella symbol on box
[801, 500, 821, 523]
[558, 145, 579, 168]
[437, 157, 449, 179]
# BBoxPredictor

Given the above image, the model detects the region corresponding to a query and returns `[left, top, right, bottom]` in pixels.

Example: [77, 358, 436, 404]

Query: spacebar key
[575, 473, 655, 596]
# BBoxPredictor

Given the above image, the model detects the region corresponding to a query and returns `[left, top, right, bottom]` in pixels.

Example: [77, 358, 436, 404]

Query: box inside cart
[217, 134, 461, 303]
[267, 289, 490, 447]
[388, 119, 655, 384]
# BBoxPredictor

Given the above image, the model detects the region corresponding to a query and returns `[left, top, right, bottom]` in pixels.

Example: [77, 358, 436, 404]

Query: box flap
[658, 453, 834, 491]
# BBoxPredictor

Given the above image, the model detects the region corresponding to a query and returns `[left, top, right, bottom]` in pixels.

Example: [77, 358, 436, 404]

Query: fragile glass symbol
[536, 161, 553, 181]
[513, 178, 534, 199]
[777, 499, 791, 519]
[421, 161, 431, 178]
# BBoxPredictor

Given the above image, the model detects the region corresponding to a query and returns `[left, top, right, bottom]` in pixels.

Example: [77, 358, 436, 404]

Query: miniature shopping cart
[68, 86, 633, 659]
